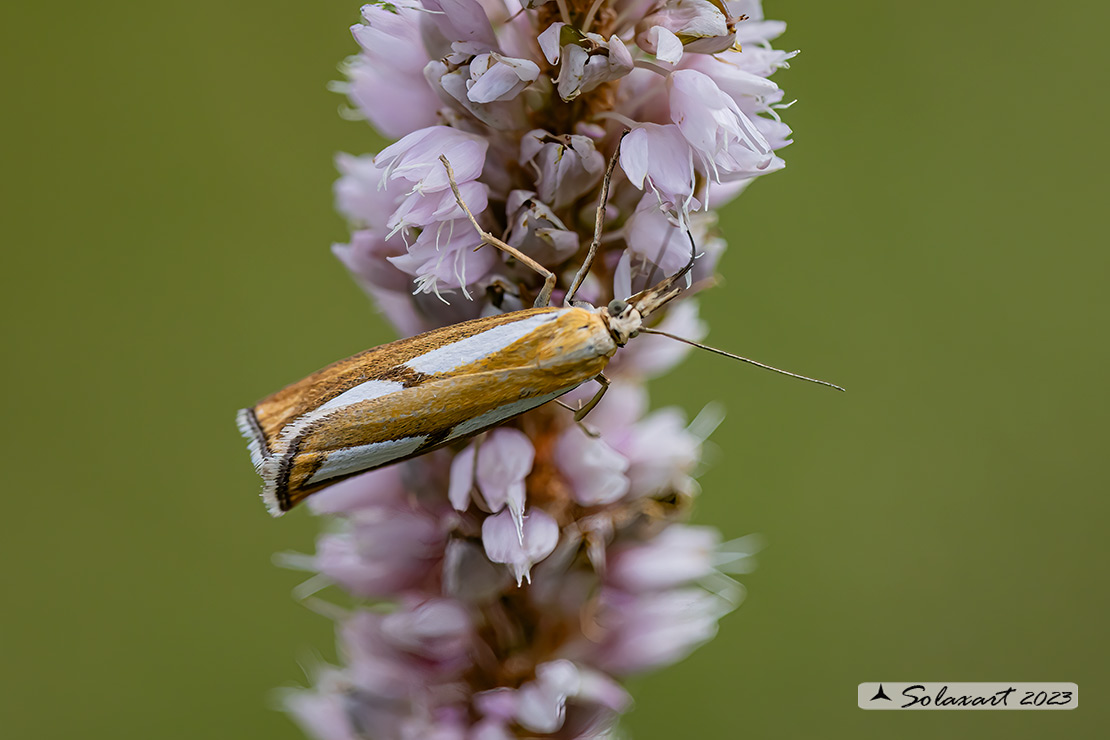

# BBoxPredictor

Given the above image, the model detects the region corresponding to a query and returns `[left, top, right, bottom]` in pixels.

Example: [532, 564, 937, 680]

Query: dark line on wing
[419, 427, 453, 452]
[273, 446, 295, 512]
[376, 365, 434, 387]
[243, 408, 271, 459]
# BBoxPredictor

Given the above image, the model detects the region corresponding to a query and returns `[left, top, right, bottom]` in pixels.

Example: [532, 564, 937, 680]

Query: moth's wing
[268, 356, 609, 513]
[239, 307, 564, 466]
[243, 305, 614, 513]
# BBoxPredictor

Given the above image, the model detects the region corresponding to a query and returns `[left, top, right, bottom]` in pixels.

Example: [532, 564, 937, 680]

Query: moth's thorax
[600, 303, 643, 346]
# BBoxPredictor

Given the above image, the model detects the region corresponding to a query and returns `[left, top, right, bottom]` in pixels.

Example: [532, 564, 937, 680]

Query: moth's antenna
[638, 328, 846, 391]
[565, 130, 628, 306]
[626, 228, 698, 319]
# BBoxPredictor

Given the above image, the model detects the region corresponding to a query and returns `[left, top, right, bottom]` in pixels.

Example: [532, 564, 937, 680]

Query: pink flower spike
[735, 18, 788, 45]
[442, 539, 511, 603]
[555, 43, 591, 101]
[607, 34, 634, 74]
[470, 720, 512, 740]
[482, 508, 559, 585]
[474, 687, 517, 722]
[575, 666, 633, 714]
[685, 52, 782, 101]
[351, 4, 427, 67]
[624, 407, 702, 497]
[553, 33, 636, 101]
[504, 190, 580, 264]
[277, 0, 801, 732]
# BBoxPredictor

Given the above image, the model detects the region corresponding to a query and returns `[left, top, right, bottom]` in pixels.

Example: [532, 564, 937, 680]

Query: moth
[238, 150, 841, 515]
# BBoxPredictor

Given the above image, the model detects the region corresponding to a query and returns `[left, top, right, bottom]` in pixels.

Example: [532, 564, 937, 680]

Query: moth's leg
[440, 155, 556, 307]
[554, 375, 612, 437]
[574, 373, 610, 423]
[555, 398, 602, 438]
[564, 131, 627, 306]
[469, 432, 484, 496]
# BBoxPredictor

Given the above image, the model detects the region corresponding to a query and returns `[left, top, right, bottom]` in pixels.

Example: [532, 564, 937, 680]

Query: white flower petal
[537, 22, 564, 64]
[448, 445, 477, 511]
[482, 508, 559, 585]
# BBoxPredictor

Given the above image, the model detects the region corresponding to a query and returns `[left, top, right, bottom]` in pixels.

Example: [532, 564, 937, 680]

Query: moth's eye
[607, 299, 629, 317]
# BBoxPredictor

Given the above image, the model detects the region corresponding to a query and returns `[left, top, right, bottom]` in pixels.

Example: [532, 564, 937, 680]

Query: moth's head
[602, 224, 698, 345]
[602, 298, 642, 346]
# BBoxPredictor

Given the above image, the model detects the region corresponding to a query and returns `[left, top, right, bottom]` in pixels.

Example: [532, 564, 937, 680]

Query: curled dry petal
[520, 130, 605, 209]
[551, 31, 636, 101]
[504, 190, 580, 264]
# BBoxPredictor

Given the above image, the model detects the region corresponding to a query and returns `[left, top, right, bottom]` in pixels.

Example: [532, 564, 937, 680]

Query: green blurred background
[3, 1, 1106, 737]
